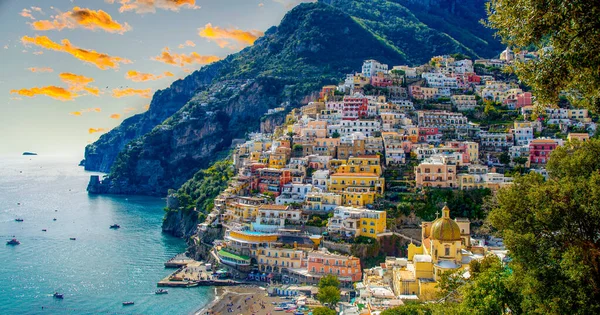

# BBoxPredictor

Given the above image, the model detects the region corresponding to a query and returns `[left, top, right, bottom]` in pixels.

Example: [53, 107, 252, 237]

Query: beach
[196, 286, 287, 315]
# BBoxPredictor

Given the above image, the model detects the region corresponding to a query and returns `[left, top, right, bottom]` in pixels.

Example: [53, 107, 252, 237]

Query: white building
[362, 60, 388, 78]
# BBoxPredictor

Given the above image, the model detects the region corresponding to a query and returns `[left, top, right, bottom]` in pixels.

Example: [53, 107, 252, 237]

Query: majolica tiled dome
[430, 205, 461, 241]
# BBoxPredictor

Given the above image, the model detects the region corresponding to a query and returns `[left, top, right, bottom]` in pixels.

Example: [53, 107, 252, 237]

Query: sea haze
[0, 156, 212, 314]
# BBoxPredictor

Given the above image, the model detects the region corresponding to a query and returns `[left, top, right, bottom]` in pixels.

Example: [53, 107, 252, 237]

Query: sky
[0, 0, 313, 157]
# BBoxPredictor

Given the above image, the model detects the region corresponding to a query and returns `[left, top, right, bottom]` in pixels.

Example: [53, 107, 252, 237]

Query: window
[445, 247, 450, 256]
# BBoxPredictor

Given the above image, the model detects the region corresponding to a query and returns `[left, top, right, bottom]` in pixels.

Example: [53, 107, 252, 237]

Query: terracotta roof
[259, 205, 290, 210]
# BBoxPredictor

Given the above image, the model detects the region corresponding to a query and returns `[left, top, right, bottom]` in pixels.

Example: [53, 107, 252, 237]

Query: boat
[42, 229, 47, 232]
[69, 237, 76, 240]
[6, 239, 20, 245]
[123, 301, 134, 306]
[15, 218, 24, 222]
[155, 289, 168, 295]
[22, 152, 38, 156]
[53, 218, 57, 221]
[110, 224, 121, 229]
[53, 292, 63, 299]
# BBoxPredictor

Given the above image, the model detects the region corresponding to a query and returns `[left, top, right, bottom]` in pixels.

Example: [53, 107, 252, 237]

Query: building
[416, 111, 469, 133]
[392, 206, 477, 300]
[451, 95, 477, 111]
[529, 139, 559, 165]
[456, 165, 513, 191]
[567, 133, 590, 142]
[327, 206, 386, 238]
[328, 172, 385, 194]
[415, 155, 457, 189]
[342, 94, 369, 120]
[362, 60, 388, 78]
[513, 121, 534, 146]
[251, 205, 302, 232]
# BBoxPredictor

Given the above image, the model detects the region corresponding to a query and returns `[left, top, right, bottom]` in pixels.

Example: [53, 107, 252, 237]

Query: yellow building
[257, 245, 307, 273]
[269, 153, 287, 169]
[328, 172, 385, 194]
[338, 155, 383, 176]
[392, 206, 475, 300]
[327, 206, 386, 238]
[567, 133, 590, 142]
[358, 210, 386, 238]
[342, 187, 376, 207]
[225, 197, 265, 223]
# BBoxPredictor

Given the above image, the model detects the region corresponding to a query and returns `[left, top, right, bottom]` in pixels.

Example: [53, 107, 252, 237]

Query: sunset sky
[0, 0, 311, 156]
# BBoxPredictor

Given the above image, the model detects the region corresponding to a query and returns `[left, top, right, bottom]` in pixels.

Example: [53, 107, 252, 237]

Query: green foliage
[312, 307, 336, 315]
[171, 159, 234, 220]
[487, 139, 600, 313]
[331, 131, 340, 138]
[318, 274, 341, 289]
[316, 285, 341, 308]
[389, 189, 492, 221]
[486, 0, 600, 111]
[306, 214, 329, 227]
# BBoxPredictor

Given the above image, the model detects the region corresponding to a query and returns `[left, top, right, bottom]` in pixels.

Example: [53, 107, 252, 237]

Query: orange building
[306, 251, 362, 283]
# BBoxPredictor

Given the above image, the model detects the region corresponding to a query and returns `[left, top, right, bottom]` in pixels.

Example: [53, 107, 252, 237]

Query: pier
[164, 253, 195, 268]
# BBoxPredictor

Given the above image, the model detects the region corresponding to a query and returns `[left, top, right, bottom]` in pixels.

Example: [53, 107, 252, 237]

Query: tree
[312, 307, 336, 315]
[318, 274, 340, 289]
[316, 285, 341, 308]
[486, 0, 600, 111]
[331, 131, 340, 138]
[498, 152, 510, 166]
[488, 139, 600, 314]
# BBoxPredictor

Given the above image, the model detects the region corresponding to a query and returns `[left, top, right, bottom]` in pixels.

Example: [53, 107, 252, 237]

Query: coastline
[195, 287, 225, 315]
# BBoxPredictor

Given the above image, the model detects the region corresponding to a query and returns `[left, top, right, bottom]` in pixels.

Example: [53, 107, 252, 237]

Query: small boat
[15, 218, 24, 222]
[110, 224, 121, 229]
[42, 229, 47, 232]
[69, 237, 76, 240]
[123, 301, 134, 306]
[53, 292, 63, 299]
[155, 289, 168, 295]
[53, 218, 57, 221]
[6, 238, 20, 245]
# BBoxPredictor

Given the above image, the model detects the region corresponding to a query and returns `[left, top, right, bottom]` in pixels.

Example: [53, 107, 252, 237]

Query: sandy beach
[195, 286, 290, 315]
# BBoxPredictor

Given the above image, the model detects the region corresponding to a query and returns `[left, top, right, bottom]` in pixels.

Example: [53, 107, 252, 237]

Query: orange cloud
[31, 7, 131, 34]
[112, 88, 152, 98]
[70, 111, 82, 116]
[21, 36, 131, 70]
[143, 104, 150, 110]
[125, 70, 174, 82]
[116, 0, 199, 14]
[89, 128, 106, 134]
[110, 113, 121, 119]
[28, 67, 53, 73]
[59, 72, 100, 96]
[72, 108, 102, 116]
[10, 86, 77, 101]
[124, 107, 137, 113]
[152, 47, 220, 67]
[198, 23, 263, 49]
[178, 40, 196, 48]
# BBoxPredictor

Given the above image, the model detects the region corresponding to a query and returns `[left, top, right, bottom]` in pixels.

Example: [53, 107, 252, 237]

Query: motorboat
[123, 301, 134, 306]
[53, 292, 64, 299]
[6, 238, 20, 245]
[53, 218, 57, 221]
[69, 238, 76, 240]
[110, 224, 121, 229]
[42, 229, 47, 232]
[155, 289, 168, 295]
[15, 218, 24, 222]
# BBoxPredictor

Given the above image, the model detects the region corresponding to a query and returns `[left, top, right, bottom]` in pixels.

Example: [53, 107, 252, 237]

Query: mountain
[88, 2, 406, 195]
[85, 1, 502, 196]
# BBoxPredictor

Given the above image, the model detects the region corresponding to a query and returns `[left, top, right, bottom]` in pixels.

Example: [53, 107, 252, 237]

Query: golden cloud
[125, 70, 174, 82]
[71, 108, 102, 116]
[89, 128, 106, 134]
[20, 9, 35, 20]
[152, 47, 220, 67]
[198, 23, 263, 49]
[32, 7, 131, 34]
[28, 67, 53, 73]
[143, 104, 150, 110]
[21, 35, 131, 70]
[70, 111, 82, 116]
[110, 113, 121, 119]
[124, 107, 137, 113]
[10, 86, 77, 101]
[116, 0, 199, 14]
[112, 88, 152, 98]
[58, 72, 100, 97]
[178, 40, 196, 48]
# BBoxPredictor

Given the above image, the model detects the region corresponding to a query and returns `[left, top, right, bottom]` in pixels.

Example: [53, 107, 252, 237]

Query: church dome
[430, 205, 461, 242]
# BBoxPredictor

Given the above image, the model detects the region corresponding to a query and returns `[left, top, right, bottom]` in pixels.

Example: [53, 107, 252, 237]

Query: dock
[164, 253, 195, 268]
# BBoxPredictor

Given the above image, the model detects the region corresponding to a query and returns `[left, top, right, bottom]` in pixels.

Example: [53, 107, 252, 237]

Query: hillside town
[188, 51, 596, 314]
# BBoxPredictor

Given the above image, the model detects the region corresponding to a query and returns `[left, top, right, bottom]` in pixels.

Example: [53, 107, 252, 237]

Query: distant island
[22, 152, 37, 156]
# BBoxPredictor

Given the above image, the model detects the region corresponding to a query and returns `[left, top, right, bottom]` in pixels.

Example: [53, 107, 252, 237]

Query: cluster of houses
[193, 54, 594, 312]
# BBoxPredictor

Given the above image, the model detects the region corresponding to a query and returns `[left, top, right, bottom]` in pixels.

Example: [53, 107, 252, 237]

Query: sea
[0, 156, 213, 315]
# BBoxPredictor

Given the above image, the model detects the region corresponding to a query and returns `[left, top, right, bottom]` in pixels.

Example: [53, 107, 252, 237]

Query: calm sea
[0, 156, 212, 315]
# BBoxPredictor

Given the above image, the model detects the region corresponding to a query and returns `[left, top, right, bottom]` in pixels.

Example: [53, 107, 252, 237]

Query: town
[179, 50, 595, 314]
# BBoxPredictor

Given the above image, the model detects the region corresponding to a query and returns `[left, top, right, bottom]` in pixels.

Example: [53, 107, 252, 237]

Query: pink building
[418, 127, 441, 143]
[529, 139, 558, 164]
[516, 92, 532, 109]
[342, 95, 368, 120]
[306, 251, 362, 283]
[370, 73, 393, 87]
[408, 86, 423, 100]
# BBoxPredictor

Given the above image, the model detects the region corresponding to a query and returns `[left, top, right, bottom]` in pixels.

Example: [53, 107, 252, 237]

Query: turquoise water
[0, 156, 212, 315]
